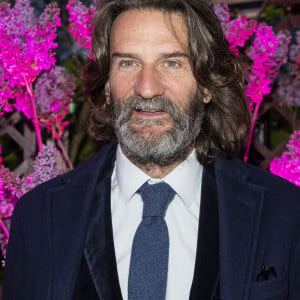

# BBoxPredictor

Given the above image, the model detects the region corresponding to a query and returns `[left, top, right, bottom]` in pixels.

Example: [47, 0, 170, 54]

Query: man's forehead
[109, 9, 189, 54]
[112, 8, 186, 26]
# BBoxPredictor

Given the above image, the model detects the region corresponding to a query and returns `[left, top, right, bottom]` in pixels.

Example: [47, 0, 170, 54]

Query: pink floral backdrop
[0, 0, 299, 259]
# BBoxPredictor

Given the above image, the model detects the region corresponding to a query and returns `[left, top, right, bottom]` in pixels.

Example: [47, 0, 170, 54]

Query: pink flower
[270, 131, 300, 186]
[0, 65, 14, 114]
[213, 1, 257, 56]
[290, 31, 300, 63]
[0, 0, 61, 85]
[34, 66, 76, 138]
[213, 1, 290, 108]
[245, 25, 289, 108]
[0, 0, 61, 119]
[224, 16, 257, 56]
[21, 145, 64, 194]
[277, 74, 300, 107]
[213, 0, 230, 24]
[276, 30, 300, 107]
[66, 0, 96, 53]
[0, 165, 22, 218]
[0, 144, 65, 257]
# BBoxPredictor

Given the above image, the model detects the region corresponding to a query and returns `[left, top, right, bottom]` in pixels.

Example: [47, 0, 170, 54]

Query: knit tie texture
[128, 182, 176, 300]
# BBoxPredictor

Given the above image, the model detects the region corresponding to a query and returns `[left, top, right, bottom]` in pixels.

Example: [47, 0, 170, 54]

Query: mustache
[113, 96, 181, 121]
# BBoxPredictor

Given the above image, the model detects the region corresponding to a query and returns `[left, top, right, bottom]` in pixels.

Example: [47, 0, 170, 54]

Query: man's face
[108, 9, 206, 166]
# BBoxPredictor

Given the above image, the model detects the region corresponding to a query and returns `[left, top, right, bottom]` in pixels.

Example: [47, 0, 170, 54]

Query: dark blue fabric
[189, 163, 220, 300]
[82, 177, 123, 300]
[3, 140, 300, 300]
[128, 182, 175, 300]
[73, 256, 99, 300]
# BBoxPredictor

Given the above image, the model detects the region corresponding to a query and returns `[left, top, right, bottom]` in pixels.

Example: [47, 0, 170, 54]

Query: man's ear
[105, 82, 111, 104]
[203, 88, 211, 104]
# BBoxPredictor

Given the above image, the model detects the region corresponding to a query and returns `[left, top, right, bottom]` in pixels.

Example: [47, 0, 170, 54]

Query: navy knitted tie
[128, 182, 176, 300]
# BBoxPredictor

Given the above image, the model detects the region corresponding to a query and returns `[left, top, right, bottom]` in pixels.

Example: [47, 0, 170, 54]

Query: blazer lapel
[46, 141, 118, 300]
[215, 158, 266, 300]
[84, 177, 123, 300]
[190, 162, 219, 300]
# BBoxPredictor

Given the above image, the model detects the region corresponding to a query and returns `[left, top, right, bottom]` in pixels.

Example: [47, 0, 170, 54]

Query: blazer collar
[215, 157, 266, 300]
[46, 140, 118, 300]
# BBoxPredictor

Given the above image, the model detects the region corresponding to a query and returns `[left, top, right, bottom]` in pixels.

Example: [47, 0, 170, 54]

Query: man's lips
[133, 109, 168, 118]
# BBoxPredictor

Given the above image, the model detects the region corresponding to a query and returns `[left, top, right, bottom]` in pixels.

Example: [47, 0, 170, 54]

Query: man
[4, 0, 300, 299]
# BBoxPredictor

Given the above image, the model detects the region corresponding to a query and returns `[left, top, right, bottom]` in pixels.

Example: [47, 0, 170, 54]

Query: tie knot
[138, 182, 175, 218]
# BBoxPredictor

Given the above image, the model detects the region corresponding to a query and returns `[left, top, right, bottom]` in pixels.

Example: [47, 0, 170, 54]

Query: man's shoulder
[216, 156, 300, 212]
[235, 157, 299, 192]
[217, 156, 299, 190]
[14, 140, 117, 216]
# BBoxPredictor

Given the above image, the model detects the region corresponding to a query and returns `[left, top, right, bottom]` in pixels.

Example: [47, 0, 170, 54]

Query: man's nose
[134, 65, 165, 99]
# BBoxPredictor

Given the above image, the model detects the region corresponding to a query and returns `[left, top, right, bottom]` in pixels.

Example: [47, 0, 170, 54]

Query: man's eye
[121, 61, 135, 67]
[165, 61, 179, 68]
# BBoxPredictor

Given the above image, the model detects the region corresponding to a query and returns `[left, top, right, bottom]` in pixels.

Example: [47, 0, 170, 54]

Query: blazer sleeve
[3, 206, 26, 300]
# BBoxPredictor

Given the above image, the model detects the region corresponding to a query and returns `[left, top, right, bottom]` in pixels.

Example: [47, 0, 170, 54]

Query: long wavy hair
[82, 0, 251, 164]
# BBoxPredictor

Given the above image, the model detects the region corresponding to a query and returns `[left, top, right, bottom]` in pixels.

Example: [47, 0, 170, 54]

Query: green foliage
[264, 4, 285, 24]
[270, 128, 292, 150]
[78, 138, 99, 164]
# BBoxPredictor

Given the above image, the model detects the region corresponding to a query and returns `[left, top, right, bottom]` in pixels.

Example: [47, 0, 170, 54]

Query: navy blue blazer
[3, 140, 300, 300]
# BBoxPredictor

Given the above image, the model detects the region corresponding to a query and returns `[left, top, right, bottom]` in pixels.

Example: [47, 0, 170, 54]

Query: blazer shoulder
[238, 159, 299, 192]
[218, 156, 299, 190]
[216, 157, 300, 207]
[216, 157, 300, 228]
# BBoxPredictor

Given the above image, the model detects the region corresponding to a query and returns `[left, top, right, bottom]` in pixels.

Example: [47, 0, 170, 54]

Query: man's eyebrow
[111, 52, 138, 59]
[111, 51, 189, 60]
[159, 51, 189, 59]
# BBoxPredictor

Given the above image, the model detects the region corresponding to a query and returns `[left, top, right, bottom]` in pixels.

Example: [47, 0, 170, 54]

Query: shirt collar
[116, 144, 203, 207]
[116, 145, 150, 202]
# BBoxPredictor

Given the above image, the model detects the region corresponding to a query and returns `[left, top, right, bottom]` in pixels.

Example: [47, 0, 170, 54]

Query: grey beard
[113, 95, 204, 167]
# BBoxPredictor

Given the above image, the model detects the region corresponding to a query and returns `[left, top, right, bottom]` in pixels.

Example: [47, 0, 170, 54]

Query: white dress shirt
[111, 145, 203, 300]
